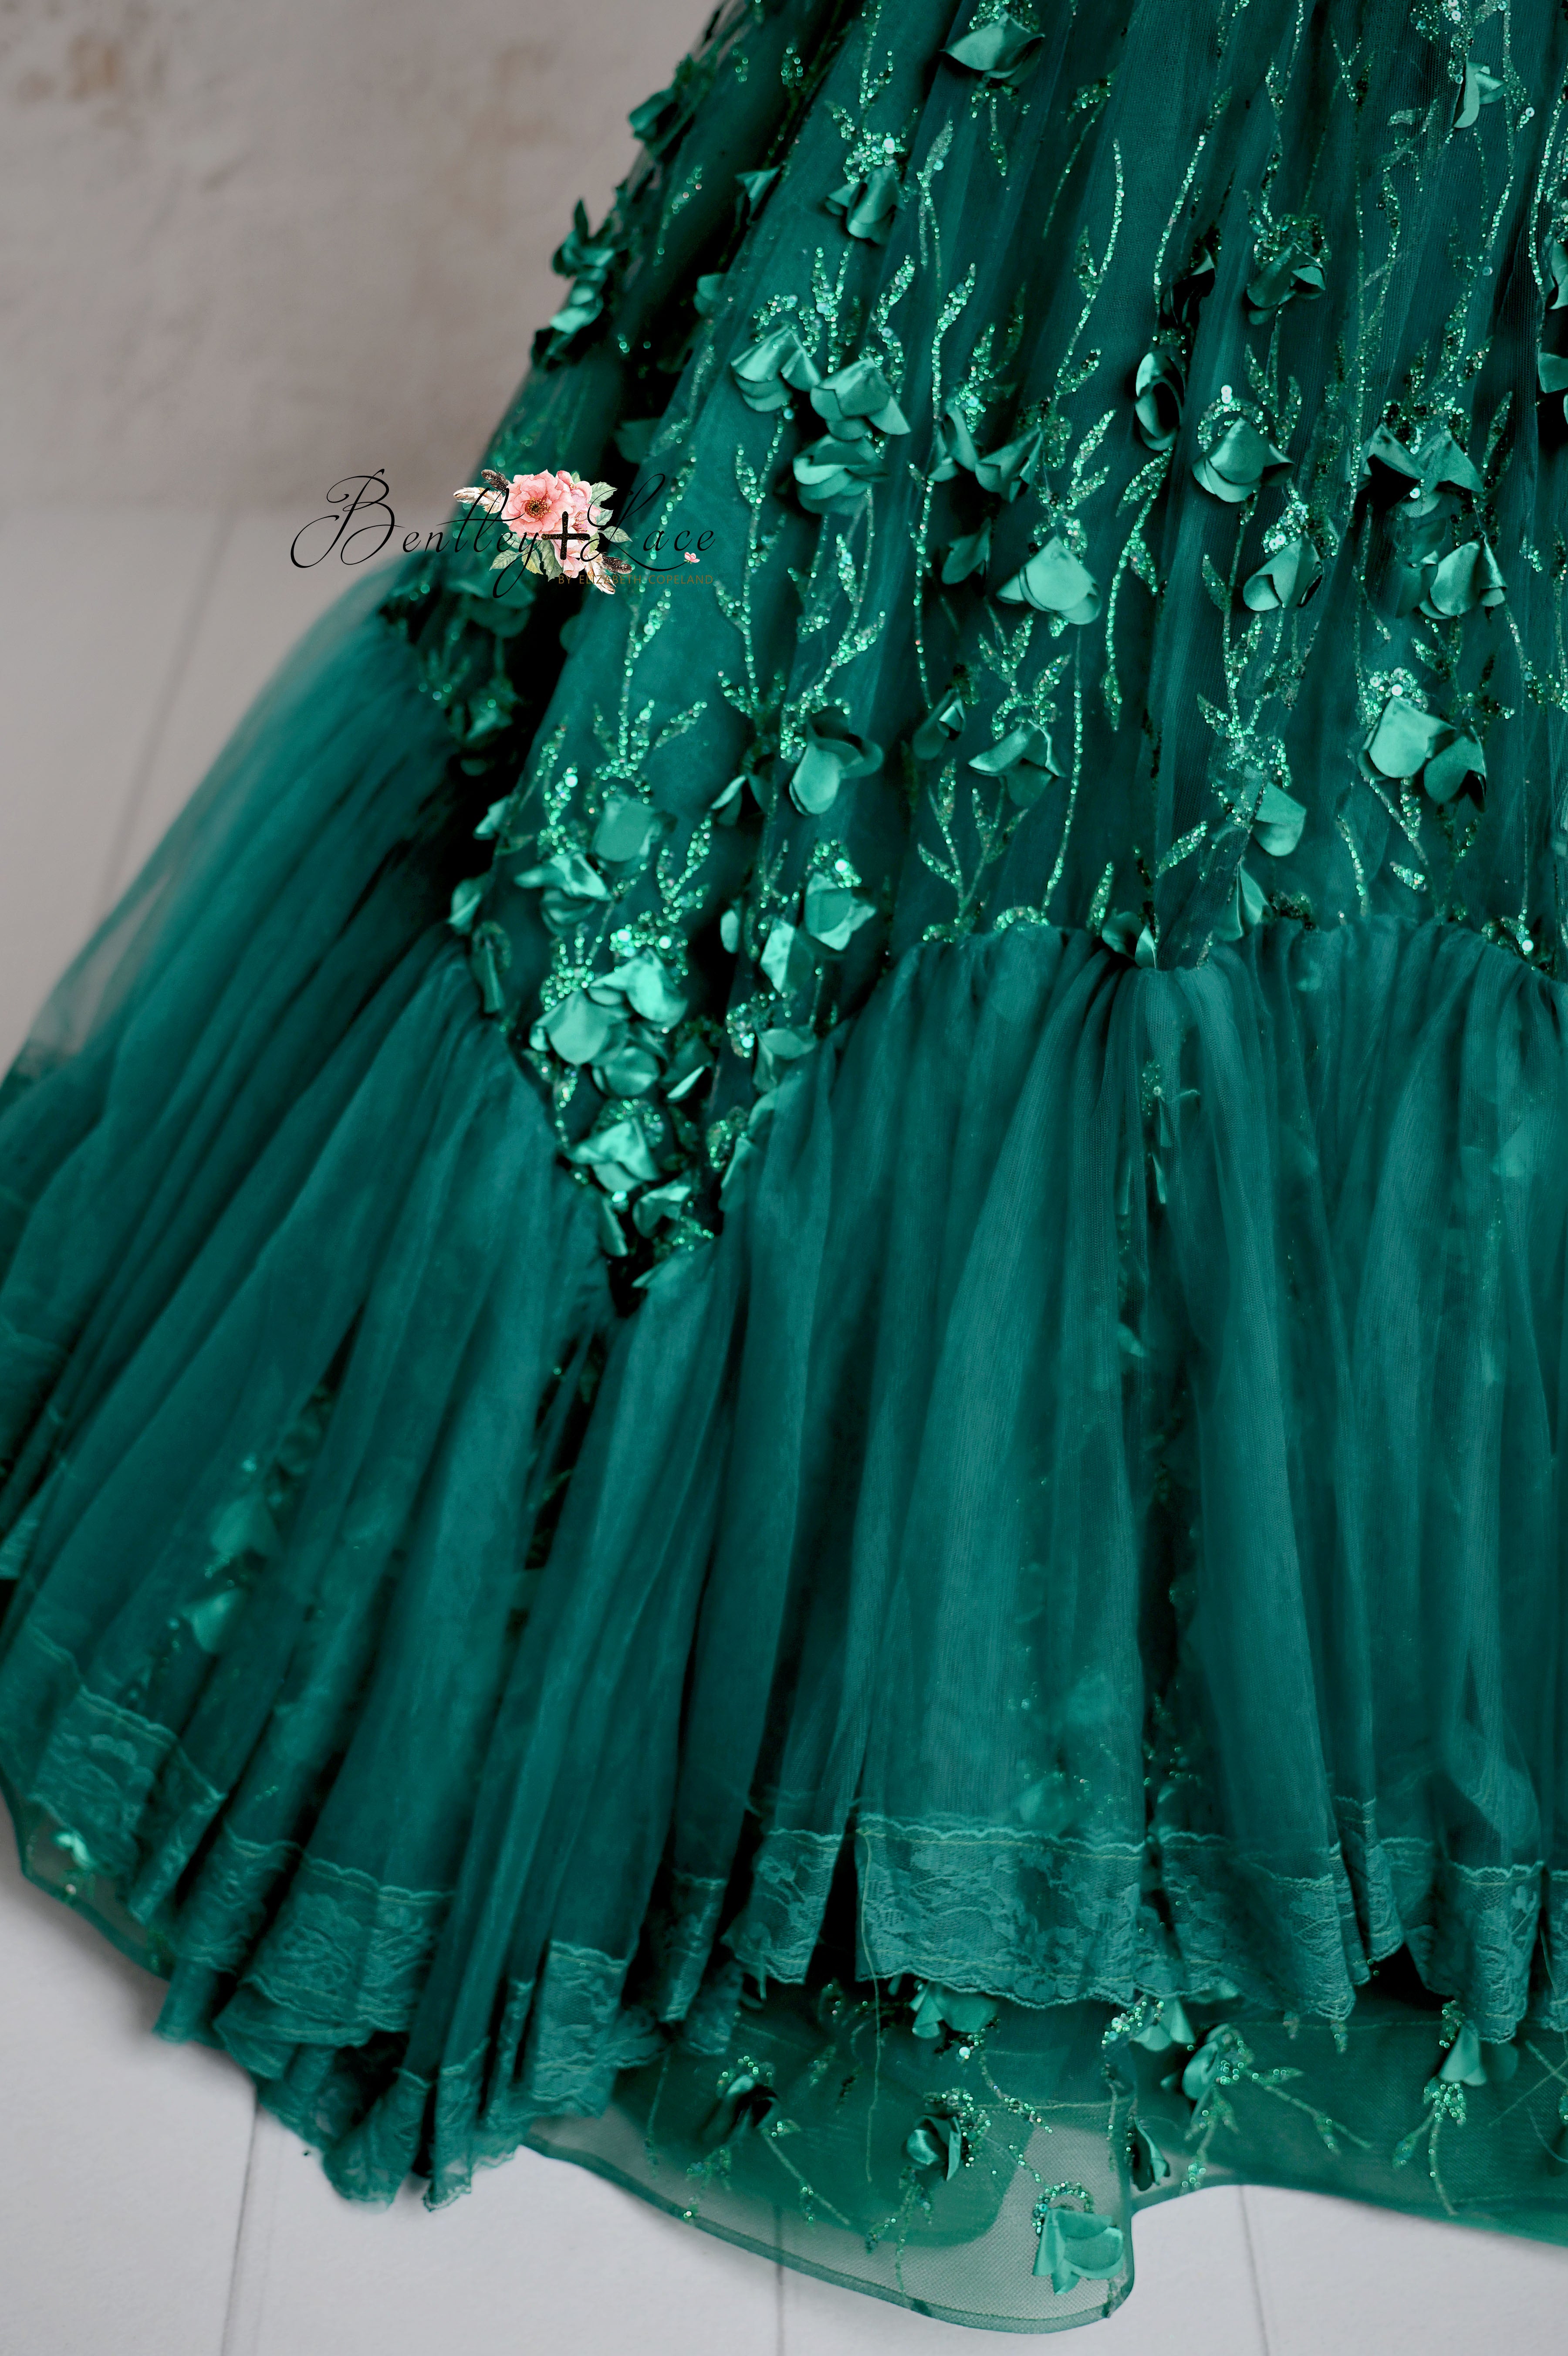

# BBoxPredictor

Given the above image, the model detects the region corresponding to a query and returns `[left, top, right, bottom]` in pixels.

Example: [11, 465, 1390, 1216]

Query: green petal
[811, 358, 909, 437]
[1252, 781, 1307, 857]
[943, 16, 1044, 83]
[1423, 730, 1486, 804]
[1550, 241, 1568, 309]
[912, 686, 967, 757]
[1439, 2021, 1488, 2086]
[1034, 2209, 1125, 2288]
[791, 710, 880, 806]
[594, 1040, 661, 1097]
[929, 403, 981, 483]
[448, 876, 485, 934]
[664, 1038, 714, 1101]
[568, 1114, 659, 1185]
[1455, 60, 1503, 129]
[183, 1586, 247, 1656]
[996, 536, 1101, 620]
[629, 84, 677, 142]
[544, 990, 615, 1065]
[1133, 351, 1183, 451]
[804, 876, 875, 950]
[970, 723, 1053, 775]
[975, 421, 1045, 500]
[760, 917, 814, 992]
[1194, 418, 1290, 499]
[593, 796, 657, 862]
[735, 167, 779, 213]
[971, 724, 1059, 808]
[941, 519, 992, 584]
[612, 949, 688, 1027]
[1244, 538, 1322, 611]
[1246, 253, 1300, 313]
[793, 437, 885, 512]
[1363, 424, 1423, 483]
[1418, 427, 1484, 497]
[733, 325, 820, 413]
[1366, 695, 1446, 779]
[790, 744, 843, 812]
[514, 848, 609, 901]
[827, 163, 904, 243]
[1419, 542, 1480, 618]
[547, 288, 604, 339]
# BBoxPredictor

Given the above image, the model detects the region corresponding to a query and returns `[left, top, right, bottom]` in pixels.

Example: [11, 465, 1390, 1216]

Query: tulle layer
[528, 1980, 1568, 2332]
[3, 591, 1568, 2321]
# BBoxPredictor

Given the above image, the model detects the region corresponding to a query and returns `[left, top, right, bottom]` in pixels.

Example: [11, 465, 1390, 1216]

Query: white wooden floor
[2, 509, 1567, 2354]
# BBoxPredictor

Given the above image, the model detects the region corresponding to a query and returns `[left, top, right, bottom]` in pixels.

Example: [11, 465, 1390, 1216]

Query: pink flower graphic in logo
[501, 469, 578, 536]
[454, 467, 633, 594]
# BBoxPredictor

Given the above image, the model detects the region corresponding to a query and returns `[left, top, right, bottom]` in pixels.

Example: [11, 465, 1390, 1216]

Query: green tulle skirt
[7, 0, 1568, 2332]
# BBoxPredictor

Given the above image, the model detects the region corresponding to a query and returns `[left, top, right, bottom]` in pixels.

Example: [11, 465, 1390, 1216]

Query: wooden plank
[225, 2110, 782, 2356]
[0, 1855, 256, 2356]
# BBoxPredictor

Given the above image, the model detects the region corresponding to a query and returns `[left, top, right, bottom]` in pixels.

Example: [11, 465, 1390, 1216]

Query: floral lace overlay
[382, 0, 1568, 1287]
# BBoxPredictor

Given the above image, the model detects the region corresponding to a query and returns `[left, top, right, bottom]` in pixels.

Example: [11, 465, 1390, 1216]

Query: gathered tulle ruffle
[449, 908, 1568, 2098]
[4, 845, 1568, 2141]
[1, 585, 1567, 2324]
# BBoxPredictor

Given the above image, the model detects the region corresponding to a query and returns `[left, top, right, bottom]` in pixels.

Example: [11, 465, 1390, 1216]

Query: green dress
[4, 0, 1568, 2329]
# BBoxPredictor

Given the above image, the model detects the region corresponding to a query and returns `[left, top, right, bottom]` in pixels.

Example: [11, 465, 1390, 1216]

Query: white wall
[0, 0, 711, 511]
